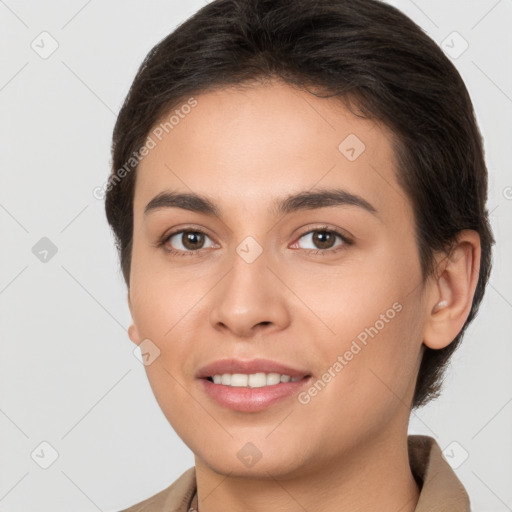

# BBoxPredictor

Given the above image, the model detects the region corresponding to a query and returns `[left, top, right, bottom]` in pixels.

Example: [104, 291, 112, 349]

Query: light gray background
[0, 1, 510, 511]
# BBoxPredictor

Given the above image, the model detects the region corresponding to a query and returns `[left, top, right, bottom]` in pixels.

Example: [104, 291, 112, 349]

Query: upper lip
[196, 358, 311, 379]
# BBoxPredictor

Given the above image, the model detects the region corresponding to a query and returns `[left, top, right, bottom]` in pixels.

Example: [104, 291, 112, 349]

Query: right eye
[160, 229, 217, 256]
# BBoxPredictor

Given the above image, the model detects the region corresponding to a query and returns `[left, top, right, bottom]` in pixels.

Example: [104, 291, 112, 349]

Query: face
[128, 80, 429, 478]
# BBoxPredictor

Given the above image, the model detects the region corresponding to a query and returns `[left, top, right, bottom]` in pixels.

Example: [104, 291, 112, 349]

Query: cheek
[296, 248, 424, 413]
[322, 296, 423, 424]
[288, 248, 417, 345]
[129, 248, 204, 337]
[128, 257, 210, 383]
[291, 306, 423, 455]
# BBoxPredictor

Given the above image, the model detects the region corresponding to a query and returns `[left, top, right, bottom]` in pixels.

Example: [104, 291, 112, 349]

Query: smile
[207, 372, 302, 387]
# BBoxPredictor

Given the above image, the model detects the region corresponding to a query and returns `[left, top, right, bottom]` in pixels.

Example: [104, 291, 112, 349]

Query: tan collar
[121, 435, 470, 511]
[408, 435, 470, 512]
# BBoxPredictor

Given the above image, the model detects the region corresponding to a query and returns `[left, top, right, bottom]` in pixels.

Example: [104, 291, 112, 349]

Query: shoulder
[118, 467, 196, 512]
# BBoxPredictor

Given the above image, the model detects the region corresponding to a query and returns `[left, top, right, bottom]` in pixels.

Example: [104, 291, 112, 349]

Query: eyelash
[157, 225, 353, 257]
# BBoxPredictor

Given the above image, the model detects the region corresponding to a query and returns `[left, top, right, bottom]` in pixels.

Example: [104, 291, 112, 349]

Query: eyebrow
[144, 188, 378, 218]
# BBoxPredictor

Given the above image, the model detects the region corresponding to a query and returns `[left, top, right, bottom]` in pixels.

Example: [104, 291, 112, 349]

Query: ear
[423, 230, 481, 350]
[127, 290, 141, 346]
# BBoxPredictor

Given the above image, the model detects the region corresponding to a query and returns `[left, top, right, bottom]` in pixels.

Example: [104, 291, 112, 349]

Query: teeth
[209, 372, 302, 387]
[249, 372, 267, 388]
[231, 373, 249, 387]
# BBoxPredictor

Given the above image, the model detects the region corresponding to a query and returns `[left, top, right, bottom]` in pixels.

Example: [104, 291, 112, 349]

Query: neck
[193, 432, 420, 512]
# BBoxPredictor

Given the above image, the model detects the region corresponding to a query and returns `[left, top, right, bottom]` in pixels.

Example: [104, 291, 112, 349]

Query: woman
[104, 0, 494, 510]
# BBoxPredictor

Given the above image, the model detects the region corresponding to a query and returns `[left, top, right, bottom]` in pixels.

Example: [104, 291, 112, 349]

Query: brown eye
[311, 231, 336, 249]
[292, 227, 351, 254]
[181, 231, 205, 250]
[165, 230, 214, 253]
[297, 230, 344, 251]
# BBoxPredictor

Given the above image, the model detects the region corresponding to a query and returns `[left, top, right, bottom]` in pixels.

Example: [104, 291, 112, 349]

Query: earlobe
[128, 323, 141, 346]
[423, 230, 481, 350]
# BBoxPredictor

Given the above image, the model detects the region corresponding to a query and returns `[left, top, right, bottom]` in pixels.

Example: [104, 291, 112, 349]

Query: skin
[127, 79, 481, 512]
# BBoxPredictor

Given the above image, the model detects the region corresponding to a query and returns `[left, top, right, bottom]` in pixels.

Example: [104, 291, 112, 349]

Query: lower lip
[199, 377, 312, 412]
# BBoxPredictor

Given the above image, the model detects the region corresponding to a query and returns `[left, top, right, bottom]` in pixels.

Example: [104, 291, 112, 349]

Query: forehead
[134, 80, 410, 224]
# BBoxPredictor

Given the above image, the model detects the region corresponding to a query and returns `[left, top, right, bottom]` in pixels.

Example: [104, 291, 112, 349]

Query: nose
[208, 246, 291, 339]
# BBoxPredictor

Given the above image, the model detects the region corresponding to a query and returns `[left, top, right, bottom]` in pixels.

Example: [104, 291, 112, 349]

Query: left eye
[293, 229, 346, 251]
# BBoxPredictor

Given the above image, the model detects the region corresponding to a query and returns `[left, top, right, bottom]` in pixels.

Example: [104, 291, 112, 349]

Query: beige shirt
[119, 435, 470, 512]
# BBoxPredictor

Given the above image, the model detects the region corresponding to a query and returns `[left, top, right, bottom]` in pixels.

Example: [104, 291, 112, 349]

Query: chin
[197, 453, 308, 480]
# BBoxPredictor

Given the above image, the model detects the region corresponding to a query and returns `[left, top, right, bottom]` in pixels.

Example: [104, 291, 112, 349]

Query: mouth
[196, 358, 312, 412]
[205, 372, 306, 387]
[196, 357, 311, 383]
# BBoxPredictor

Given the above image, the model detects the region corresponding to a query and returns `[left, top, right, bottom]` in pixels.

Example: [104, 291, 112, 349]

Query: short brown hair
[105, 0, 494, 408]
